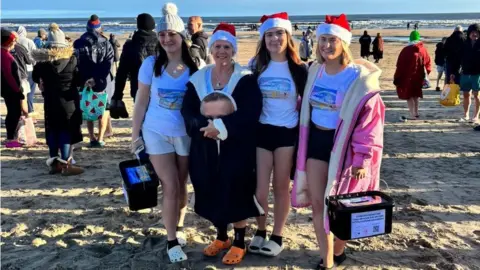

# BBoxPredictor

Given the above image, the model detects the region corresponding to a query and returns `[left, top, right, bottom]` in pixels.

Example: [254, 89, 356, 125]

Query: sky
[2, 0, 480, 18]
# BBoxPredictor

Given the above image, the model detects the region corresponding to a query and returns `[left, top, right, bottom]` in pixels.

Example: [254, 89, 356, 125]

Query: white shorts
[436, 65, 445, 73]
[143, 129, 191, 156]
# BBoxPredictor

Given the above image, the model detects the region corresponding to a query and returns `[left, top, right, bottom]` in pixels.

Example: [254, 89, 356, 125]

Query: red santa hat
[316, 14, 352, 45]
[208, 23, 237, 53]
[259, 12, 292, 37]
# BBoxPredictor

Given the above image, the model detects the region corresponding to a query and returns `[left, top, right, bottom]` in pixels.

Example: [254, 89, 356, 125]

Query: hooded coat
[394, 42, 432, 100]
[181, 63, 264, 226]
[291, 59, 385, 233]
[16, 26, 37, 55]
[32, 47, 83, 144]
[461, 24, 480, 75]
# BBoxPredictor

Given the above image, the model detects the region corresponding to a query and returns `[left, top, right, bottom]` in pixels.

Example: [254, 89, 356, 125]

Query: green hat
[409, 31, 420, 42]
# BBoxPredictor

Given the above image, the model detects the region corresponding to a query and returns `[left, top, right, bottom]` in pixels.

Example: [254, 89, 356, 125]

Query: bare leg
[306, 158, 333, 268]
[149, 153, 180, 241]
[463, 91, 472, 119]
[271, 146, 294, 236]
[473, 91, 480, 121]
[98, 111, 110, 142]
[334, 239, 347, 256]
[436, 71, 444, 89]
[406, 98, 416, 118]
[87, 121, 96, 141]
[255, 148, 274, 231]
[413, 97, 420, 117]
[176, 154, 189, 227]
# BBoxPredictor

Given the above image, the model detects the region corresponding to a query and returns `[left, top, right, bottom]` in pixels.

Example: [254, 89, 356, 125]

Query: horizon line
[2, 11, 479, 20]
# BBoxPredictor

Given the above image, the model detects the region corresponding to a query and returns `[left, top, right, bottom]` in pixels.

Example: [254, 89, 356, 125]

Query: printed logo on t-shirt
[310, 85, 338, 111]
[157, 88, 186, 110]
[259, 77, 292, 99]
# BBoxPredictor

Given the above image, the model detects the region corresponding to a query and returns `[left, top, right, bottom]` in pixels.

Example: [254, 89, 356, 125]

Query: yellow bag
[439, 76, 460, 107]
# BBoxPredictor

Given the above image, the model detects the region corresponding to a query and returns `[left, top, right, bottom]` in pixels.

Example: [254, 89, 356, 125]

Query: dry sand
[1, 29, 480, 270]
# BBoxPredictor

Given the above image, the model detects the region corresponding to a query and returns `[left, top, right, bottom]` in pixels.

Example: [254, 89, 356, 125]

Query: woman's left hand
[200, 120, 220, 140]
[352, 167, 367, 180]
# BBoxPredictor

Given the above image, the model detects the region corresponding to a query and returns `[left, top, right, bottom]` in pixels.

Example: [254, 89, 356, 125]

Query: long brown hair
[251, 32, 308, 97]
[154, 37, 198, 77]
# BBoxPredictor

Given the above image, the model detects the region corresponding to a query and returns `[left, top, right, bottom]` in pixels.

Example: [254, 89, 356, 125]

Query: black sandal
[317, 251, 347, 269]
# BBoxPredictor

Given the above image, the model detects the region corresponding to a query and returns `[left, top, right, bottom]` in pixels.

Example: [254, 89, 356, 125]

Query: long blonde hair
[316, 40, 354, 66]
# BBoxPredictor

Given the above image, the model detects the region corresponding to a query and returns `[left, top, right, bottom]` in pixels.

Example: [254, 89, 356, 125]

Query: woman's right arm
[131, 82, 149, 140]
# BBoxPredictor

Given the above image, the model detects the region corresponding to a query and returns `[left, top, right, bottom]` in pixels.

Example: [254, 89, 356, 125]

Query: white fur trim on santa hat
[316, 23, 352, 45]
[208, 30, 238, 53]
[259, 18, 292, 37]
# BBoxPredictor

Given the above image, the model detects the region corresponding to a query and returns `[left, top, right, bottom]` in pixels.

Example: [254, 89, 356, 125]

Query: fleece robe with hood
[291, 59, 385, 233]
[181, 63, 264, 227]
[32, 47, 83, 145]
[394, 41, 432, 100]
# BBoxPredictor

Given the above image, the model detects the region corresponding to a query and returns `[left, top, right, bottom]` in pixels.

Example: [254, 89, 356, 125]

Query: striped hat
[87, 14, 102, 31]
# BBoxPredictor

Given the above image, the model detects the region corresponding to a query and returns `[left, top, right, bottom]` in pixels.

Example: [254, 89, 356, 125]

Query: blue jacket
[74, 30, 114, 92]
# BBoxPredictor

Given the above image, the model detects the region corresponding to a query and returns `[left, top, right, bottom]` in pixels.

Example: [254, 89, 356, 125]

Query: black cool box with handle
[119, 158, 159, 211]
[327, 190, 394, 241]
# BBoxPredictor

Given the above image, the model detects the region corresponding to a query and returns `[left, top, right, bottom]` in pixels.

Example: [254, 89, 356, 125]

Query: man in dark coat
[444, 25, 466, 84]
[359, 30, 372, 60]
[109, 13, 158, 120]
[73, 15, 114, 147]
[188, 16, 209, 62]
[459, 24, 480, 122]
[434, 37, 447, 91]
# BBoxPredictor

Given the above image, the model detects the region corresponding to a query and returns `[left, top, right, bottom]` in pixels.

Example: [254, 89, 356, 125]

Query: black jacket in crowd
[444, 31, 466, 70]
[113, 30, 158, 100]
[191, 31, 209, 61]
[461, 25, 480, 75]
[10, 43, 32, 80]
[434, 42, 446, 66]
[32, 47, 83, 144]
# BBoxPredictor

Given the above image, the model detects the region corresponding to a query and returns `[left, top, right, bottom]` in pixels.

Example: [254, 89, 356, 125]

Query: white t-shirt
[251, 60, 298, 128]
[138, 56, 190, 137]
[310, 64, 360, 129]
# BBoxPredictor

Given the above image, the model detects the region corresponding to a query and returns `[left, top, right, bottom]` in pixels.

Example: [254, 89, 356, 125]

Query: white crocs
[248, 235, 266, 254]
[167, 245, 187, 263]
[259, 240, 283, 257]
[176, 231, 187, 247]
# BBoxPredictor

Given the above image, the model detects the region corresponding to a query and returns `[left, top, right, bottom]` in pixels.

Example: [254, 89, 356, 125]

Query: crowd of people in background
[1, 4, 479, 269]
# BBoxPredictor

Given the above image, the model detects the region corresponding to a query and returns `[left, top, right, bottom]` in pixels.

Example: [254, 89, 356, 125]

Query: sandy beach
[1, 29, 480, 270]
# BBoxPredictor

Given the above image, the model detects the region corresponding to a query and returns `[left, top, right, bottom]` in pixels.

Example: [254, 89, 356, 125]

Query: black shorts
[257, 123, 297, 152]
[306, 125, 335, 162]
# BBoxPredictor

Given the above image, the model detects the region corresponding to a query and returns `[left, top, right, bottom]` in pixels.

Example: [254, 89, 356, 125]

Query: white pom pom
[162, 2, 178, 15]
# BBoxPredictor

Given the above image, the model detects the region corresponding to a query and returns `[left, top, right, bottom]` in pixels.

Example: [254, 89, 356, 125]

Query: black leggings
[4, 96, 22, 140]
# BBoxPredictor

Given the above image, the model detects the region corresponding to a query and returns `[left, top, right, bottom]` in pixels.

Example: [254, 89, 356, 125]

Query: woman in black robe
[181, 23, 264, 265]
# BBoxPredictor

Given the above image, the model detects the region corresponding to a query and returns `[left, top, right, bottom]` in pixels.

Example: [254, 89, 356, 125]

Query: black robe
[181, 70, 263, 227]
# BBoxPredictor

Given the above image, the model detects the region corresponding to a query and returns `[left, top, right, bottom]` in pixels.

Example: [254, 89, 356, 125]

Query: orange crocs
[203, 239, 232, 257]
[222, 246, 246, 265]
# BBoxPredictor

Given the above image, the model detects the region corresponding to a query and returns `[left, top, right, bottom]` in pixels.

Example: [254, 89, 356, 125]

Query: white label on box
[351, 209, 386, 239]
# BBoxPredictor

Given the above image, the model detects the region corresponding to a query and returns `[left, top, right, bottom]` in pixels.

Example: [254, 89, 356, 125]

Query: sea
[2, 13, 479, 43]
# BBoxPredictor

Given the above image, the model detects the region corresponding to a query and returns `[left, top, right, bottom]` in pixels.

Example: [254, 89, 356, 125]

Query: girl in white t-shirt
[247, 12, 308, 257]
[130, 3, 198, 263]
